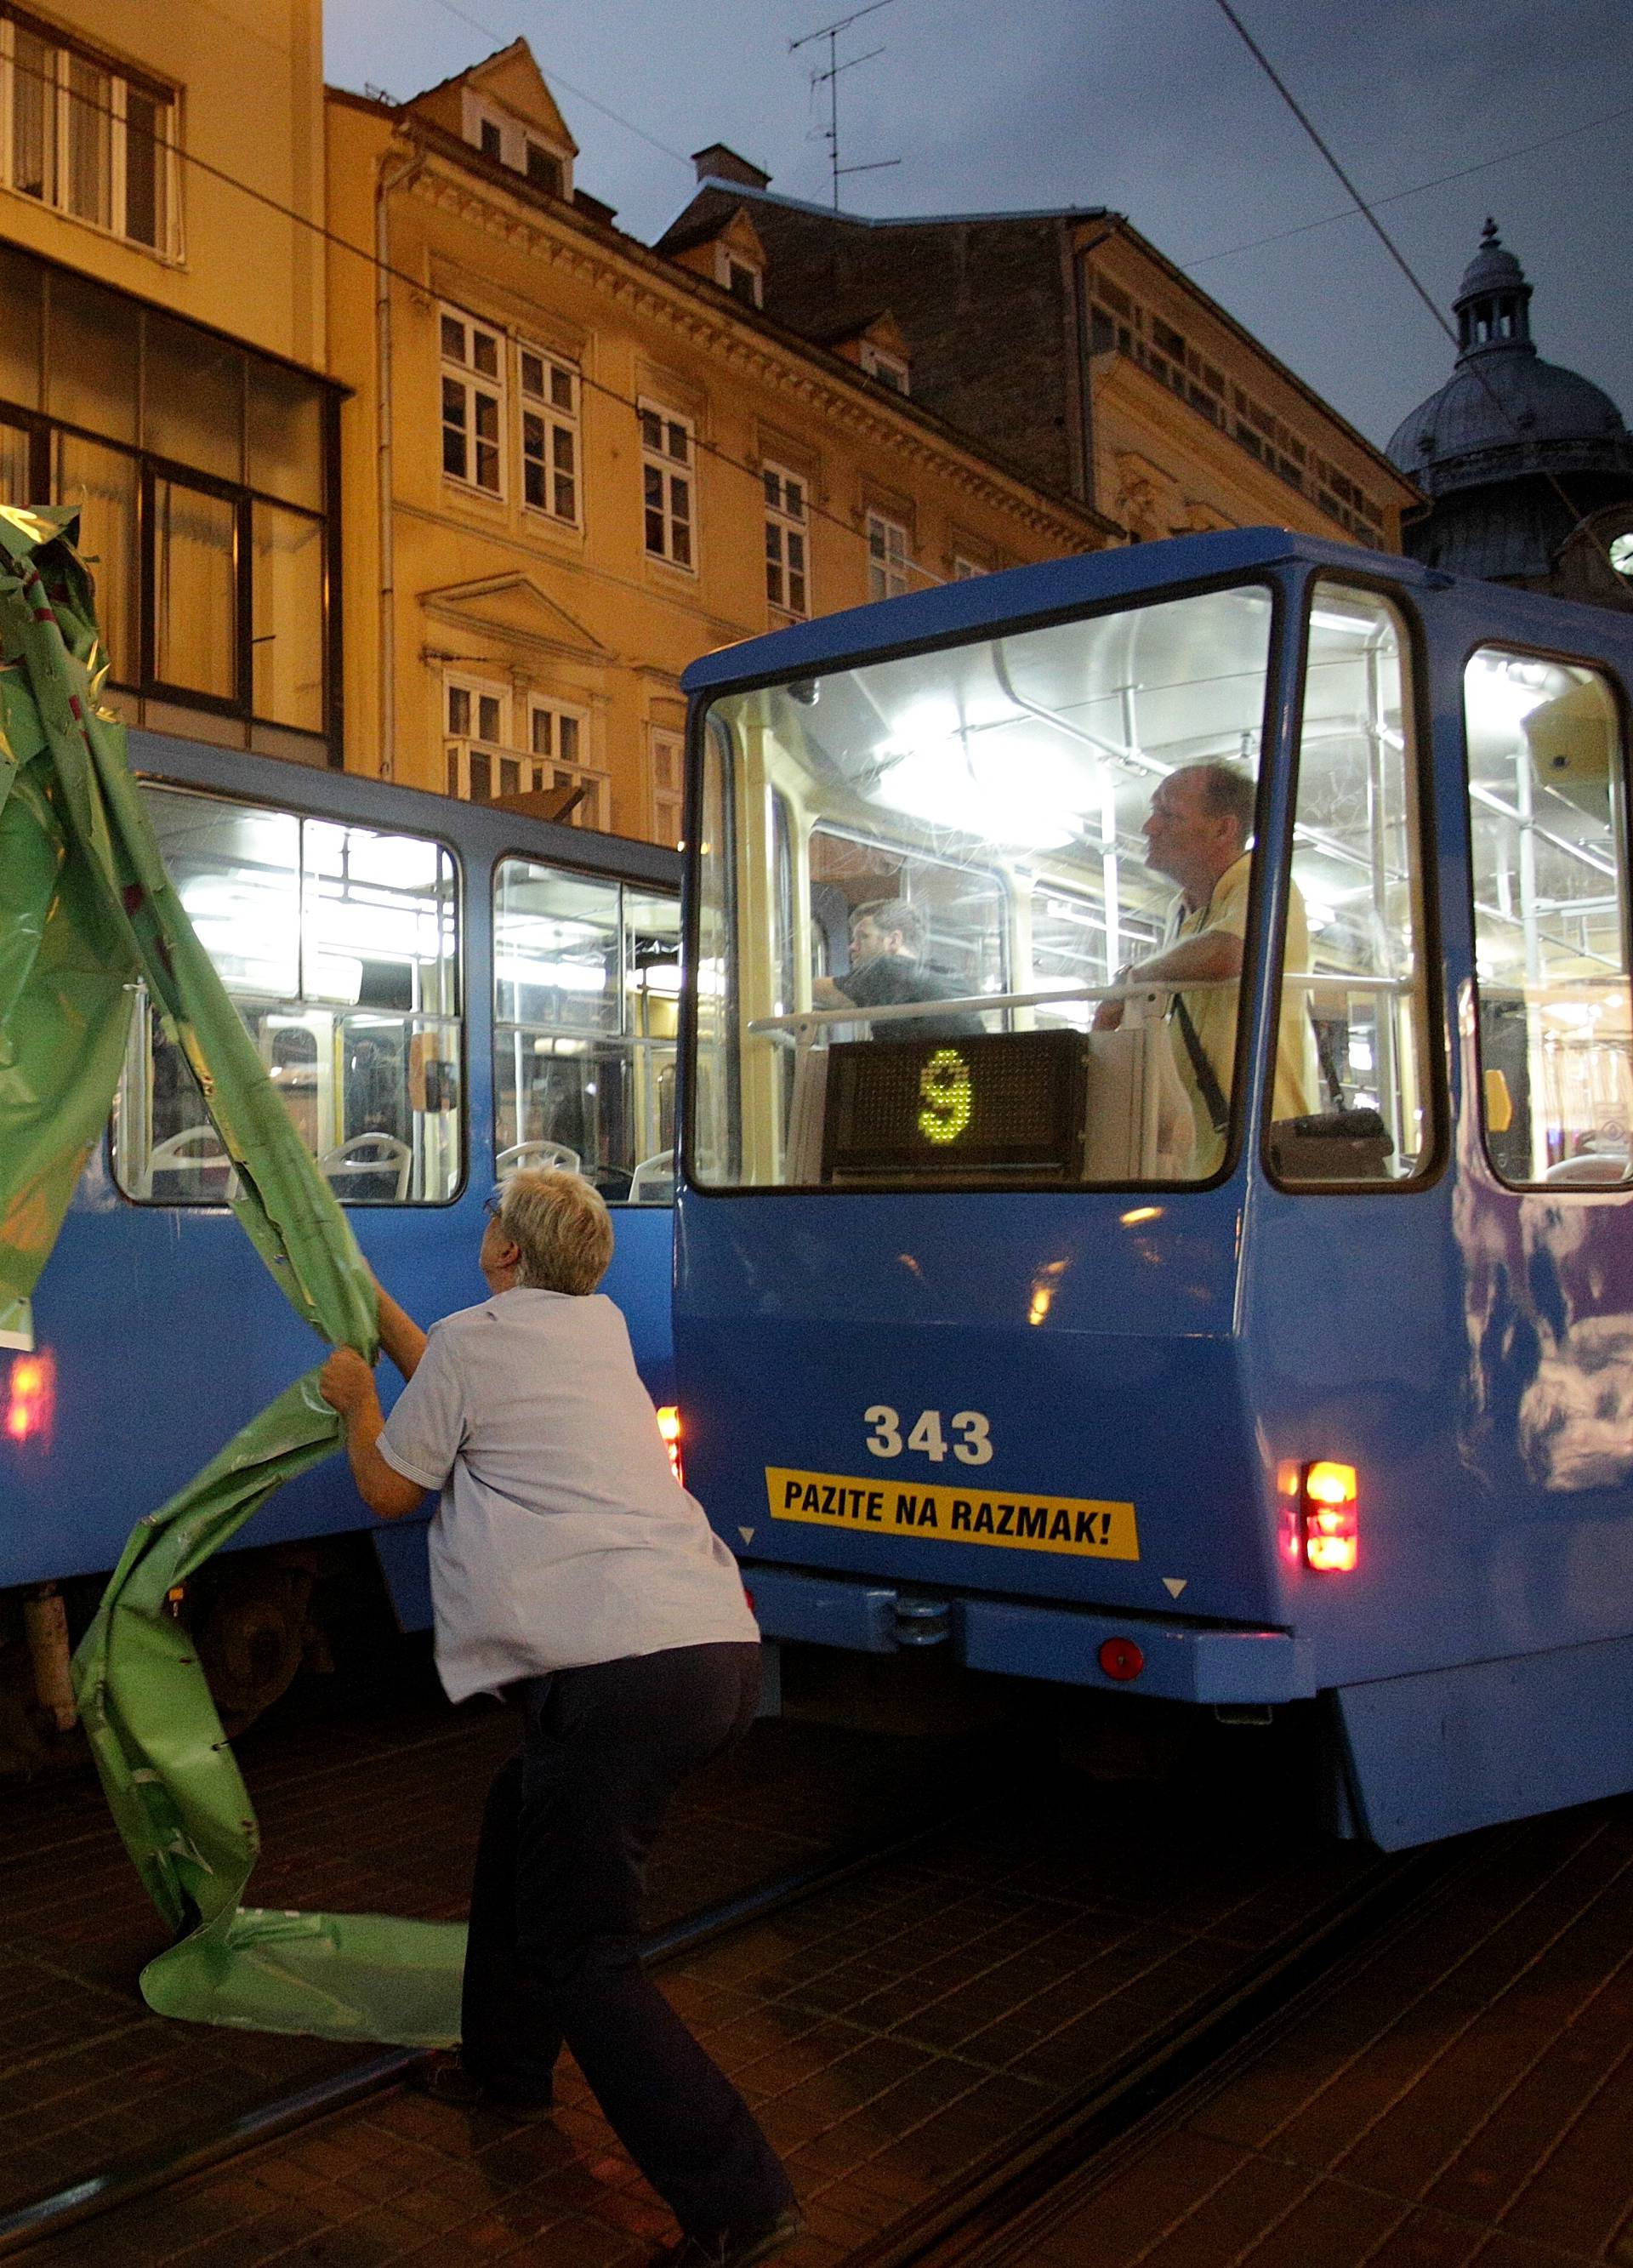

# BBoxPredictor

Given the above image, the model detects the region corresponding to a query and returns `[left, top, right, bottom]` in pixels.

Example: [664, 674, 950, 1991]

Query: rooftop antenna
[791, 0, 902, 211]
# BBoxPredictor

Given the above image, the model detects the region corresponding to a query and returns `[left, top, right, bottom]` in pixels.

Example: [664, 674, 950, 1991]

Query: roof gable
[408, 38, 578, 157]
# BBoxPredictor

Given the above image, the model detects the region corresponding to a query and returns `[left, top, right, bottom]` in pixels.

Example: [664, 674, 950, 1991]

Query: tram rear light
[657, 1405, 684, 1488]
[1300, 1461, 1358, 1573]
[1098, 1636, 1145, 1682]
[4, 1352, 54, 1447]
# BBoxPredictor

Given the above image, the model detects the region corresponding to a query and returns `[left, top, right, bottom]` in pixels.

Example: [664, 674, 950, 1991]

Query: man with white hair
[320, 1171, 800, 2268]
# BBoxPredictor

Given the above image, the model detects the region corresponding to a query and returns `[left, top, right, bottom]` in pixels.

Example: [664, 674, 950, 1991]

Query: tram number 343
[864, 1406, 993, 1466]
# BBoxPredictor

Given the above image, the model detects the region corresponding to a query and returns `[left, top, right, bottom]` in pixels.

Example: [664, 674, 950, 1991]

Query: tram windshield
[692, 576, 1436, 1193]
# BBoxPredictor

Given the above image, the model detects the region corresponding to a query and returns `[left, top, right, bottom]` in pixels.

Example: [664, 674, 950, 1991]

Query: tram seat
[629, 1150, 675, 1205]
[1546, 1149, 1631, 1185]
[497, 1140, 581, 1177]
[147, 1124, 238, 1203]
[319, 1132, 412, 1202]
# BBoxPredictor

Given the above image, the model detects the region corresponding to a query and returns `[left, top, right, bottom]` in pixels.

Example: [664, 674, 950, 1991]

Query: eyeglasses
[482, 1192, 504, 1221]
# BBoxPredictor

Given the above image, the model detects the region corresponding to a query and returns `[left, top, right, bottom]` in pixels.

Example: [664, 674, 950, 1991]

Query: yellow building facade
[0, 0, 339, 766]
[1077, 220, 1420, 550]
[326, 44, 1113, 844]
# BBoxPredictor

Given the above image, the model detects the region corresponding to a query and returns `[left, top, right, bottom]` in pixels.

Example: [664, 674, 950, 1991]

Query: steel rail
[0, 1809, 962, 2259]
[839, 1834, 1499, 2268]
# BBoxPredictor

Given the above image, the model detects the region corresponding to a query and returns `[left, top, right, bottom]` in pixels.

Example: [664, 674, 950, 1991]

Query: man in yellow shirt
[1095, 763, 1311, 1174]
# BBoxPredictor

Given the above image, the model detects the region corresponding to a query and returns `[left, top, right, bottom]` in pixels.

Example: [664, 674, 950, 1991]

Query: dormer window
[464, 94, 572, 201]
[861, 344, 910, 396]
[715, 248, 762, 307]
[525, 140, 563, 196]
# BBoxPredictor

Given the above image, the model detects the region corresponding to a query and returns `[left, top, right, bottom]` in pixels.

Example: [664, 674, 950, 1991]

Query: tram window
[492, 861, 680, 1200]
[1464, 652, 1631, 1187]
[112, 788, 463, 1205]
[693, 583, 1276, 1188]
[1268, 584, 1434, 1186]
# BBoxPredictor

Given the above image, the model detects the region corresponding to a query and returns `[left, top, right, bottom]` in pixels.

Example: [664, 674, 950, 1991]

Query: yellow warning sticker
[765, 1467, 1140, 1561]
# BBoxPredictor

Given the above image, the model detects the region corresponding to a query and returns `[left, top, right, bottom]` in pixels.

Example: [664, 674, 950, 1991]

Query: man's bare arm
[1094, 931, 1243, 1030]
[373, 1283, 429, 1381]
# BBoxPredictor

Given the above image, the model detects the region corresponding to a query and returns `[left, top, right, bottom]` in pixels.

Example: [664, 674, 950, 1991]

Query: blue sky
[324, 0, 1632, 453]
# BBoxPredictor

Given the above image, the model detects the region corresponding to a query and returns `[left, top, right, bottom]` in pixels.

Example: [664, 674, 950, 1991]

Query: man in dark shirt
[811, 898, 986, 1043]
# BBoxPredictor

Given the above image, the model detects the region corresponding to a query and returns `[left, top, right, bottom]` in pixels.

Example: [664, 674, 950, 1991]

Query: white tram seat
[147, 1124, 238, 1201]
[319, 1132, 413, 1201]
[1545, 1149, 1631, 1185]
[629, 1149, 675, 1205]
[496, 1139, 582, 1177]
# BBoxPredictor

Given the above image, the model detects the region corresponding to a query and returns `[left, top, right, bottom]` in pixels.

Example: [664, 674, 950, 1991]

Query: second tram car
[674, 527, 1633, 1849]
[0, 734, 680, 1752]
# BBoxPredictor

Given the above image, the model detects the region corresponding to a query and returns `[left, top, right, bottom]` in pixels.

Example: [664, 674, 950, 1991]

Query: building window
[867, 509, 911, 601]
[0, 250, 334, 751]
[861, 344, 909, 395]
[530, 697, 606, 828]
[478, 116, 502, 162]
[952, 555, 987, 580]
[764, 464, 808, 617]
[520, 345, 579, 525]
[445, 673, 510, 803]
[651, 727, 684, 849]
[524, 140, 561, 196]
[715, 247, 762, 307]
[441, 309, 504, 496]
[0, 14, 176, 254]
[640, 402, 694, 569]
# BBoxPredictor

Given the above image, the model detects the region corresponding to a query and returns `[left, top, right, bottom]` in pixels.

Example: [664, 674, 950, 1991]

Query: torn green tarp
[0, 507, 464, 2044]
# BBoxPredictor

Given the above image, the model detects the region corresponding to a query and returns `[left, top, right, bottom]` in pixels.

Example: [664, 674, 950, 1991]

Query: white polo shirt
[378, 1288, 757, 1702]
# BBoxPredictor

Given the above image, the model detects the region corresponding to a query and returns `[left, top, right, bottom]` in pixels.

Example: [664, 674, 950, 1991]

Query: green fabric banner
[0, 507, 464, 2044]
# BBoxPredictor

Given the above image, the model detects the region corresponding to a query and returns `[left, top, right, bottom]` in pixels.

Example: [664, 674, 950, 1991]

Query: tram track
[836, 1834, 1498, 2268]
[0, 1809, 961, 2260]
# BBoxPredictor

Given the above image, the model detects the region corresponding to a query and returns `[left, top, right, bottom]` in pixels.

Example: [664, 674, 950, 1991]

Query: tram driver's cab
[693, 578, 1448, 1199]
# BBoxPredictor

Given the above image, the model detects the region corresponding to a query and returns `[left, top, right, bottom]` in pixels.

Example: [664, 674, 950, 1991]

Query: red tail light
[657, 1405, 684, 1488]
[1098, 1636, 1145, 1681]
[1299, 1460, 1358, 1573]
[5, 1352, 55, 1448]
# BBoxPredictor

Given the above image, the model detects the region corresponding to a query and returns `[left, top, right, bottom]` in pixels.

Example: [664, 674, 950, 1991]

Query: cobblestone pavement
[992, 1796, 1633, 2268]
[2, 1675, 1400, 2267]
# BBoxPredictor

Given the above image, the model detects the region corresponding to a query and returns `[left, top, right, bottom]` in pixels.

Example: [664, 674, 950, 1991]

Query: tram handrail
[745, 977, 1238, 1042]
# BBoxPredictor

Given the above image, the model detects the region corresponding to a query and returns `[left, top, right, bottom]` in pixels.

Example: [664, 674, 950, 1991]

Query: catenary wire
[1210, 0, 1622, 573]
[1179, 97, 1633, 273]
[424, 0, 699, 170]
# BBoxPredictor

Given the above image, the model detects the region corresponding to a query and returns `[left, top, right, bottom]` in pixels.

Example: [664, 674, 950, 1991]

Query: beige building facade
[326, 44, 1114, 844]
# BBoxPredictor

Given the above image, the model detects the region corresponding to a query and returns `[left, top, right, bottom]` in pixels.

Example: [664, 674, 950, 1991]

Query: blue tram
[674, 527, 1633, 1849]
[0, 732, 680, 1749]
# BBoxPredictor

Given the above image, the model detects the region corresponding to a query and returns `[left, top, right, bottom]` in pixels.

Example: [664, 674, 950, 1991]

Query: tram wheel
[194, 1563, 315, 1735]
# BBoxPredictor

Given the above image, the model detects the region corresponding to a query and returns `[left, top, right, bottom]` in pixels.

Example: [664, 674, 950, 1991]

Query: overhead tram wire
[1178, 96, 1633, 273]
[1210, 0, 1624, 574]
[3, 48, 963, 589]
[425, 0, 698, 170]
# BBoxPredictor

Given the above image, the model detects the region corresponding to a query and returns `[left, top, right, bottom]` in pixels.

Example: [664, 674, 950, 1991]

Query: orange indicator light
[657, 1404, 684, 1488]
[5, 1351, 56, 1448]
[1299, 1460, 1357, 1572]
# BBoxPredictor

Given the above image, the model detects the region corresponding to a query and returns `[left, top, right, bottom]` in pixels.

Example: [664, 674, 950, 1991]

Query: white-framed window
[716, 247, 762, 307]
[651, 728, 684, 849]
[952, 555, 987, 581]
[640, 402, 695, 570]
[764, 464, 809, 618]
[867, 509, 911, 601]
[440, 309, 504, 496]
[445, 672, 511, 802]
[529, 697, 606, 829]
[464, 95, 572, 200]
[519, 345, 579, 526]
[861, 343, 909, 395]
[0, 14, 177, 254]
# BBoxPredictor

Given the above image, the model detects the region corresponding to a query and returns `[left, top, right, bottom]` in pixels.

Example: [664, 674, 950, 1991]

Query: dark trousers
[460, 1641, 794, 2239]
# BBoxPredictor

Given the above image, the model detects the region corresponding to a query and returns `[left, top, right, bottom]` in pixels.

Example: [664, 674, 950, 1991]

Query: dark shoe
[650, 2206, 805, 2266]
[415, 2051, 554, 2113]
